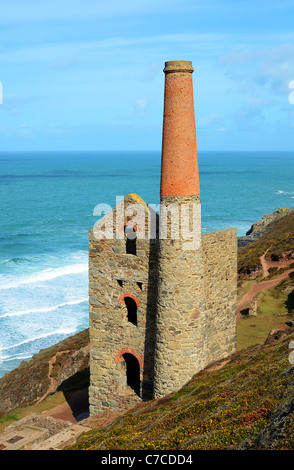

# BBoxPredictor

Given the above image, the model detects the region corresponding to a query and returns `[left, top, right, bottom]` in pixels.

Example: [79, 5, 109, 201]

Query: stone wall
[202, 228, 237, 364]
[88, 194, 237, 415]
[153, 195, 207, 399]
[88, 195, 158, 416]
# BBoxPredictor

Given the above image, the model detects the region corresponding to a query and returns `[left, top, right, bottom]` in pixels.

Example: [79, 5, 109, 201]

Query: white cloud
[197, 112, 223, 129]
[48, 58, 79, 69]
[0, 0, 210, 24]
[17, 124, 34, 136]
[219, 44, 294, 95]
[0, 33, 230, 65]
[133, 98, 148, 115]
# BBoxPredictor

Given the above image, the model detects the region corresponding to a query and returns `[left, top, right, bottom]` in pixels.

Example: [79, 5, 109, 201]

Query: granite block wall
[202, 228, 237, 364]
[88, 196, 237, 415]
[88, 195, 158, 416]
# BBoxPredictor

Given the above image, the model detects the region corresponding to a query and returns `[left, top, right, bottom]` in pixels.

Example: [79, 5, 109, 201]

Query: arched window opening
[124, 224, 137, 255]
[124, 297, 138, 326]
[123, 353, 140, 396]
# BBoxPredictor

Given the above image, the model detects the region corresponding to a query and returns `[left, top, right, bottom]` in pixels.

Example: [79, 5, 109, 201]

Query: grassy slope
[237, 275, 294, 350]
[237, 212, 294, 349]
[69, 212, 294, 451]
[70, 328, 294, 450]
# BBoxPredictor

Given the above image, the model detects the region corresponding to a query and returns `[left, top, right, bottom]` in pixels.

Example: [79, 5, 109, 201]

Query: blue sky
[0, 0, 294, 151]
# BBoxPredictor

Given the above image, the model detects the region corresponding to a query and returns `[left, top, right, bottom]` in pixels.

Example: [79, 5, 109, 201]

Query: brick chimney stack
[160, 61, 200, 197]
[153, 61, 206, 399]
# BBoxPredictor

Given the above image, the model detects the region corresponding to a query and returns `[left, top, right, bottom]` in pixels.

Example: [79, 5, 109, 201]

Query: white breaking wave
[276, 190, 294, 195]
[0, 327, 77, 352]
[0, 298, 88, 318]
[0, 263, 88, 290]
[1, 354, 33, 362]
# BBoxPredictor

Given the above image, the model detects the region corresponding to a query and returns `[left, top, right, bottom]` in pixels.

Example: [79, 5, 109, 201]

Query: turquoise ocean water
[0, 150, 293, 377]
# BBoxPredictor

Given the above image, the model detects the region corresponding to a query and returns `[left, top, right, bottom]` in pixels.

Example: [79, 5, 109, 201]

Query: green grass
[0, 412, 19, 425]
[0, 391, 67, 433]
[237, 313, 291, 350]
[237, 277, 294, 350]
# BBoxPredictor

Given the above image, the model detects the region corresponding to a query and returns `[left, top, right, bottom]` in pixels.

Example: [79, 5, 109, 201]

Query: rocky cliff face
[0, 329, 89, 416]
[238, 208, 294, 248]
[238, 210, 294, 276]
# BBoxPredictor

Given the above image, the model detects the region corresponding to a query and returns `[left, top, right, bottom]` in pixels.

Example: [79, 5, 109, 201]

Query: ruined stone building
[88, 61, 237, 416]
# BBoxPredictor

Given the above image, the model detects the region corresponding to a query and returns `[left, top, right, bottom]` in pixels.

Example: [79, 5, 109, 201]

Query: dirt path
[237, 251, 293, 321]
[36, 350, 71, 404]
[260, 249, 293, 278]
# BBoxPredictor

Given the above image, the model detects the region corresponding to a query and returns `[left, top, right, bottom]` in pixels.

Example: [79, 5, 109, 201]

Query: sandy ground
[41, 388, 122, 427]
[41, 388, 90, 423]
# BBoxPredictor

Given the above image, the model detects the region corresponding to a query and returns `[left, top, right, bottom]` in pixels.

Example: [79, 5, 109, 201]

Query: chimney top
[163, 61, 194, 74]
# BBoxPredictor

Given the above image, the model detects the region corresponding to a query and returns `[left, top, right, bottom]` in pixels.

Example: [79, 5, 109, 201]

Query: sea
[0, 150, 293, 378]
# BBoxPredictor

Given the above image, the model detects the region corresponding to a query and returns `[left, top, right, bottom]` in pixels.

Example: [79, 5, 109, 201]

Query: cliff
[0, 329, 89, 417]
[238, 211, 294, 276]
[238, 207, 294, 248]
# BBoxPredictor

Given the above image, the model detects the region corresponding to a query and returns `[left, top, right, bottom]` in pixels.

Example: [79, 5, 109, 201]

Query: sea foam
[0, 326, 77, 352]
[0, 298, 88, 318]
[0, 263, 88, 290]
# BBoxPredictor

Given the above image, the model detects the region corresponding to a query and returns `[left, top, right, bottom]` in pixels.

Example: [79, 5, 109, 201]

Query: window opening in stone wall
[124, 225, 137, 255]
[124, 297, 138, 325]
[122, 353, 140, 396]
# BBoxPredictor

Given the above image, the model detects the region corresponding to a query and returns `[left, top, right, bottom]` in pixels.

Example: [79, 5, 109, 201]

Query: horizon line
[0, 149, 294, 153]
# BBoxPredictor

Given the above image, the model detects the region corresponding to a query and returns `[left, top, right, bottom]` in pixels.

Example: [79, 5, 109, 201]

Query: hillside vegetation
[69, 327, 294, 450]
[237, 210, 294, 350]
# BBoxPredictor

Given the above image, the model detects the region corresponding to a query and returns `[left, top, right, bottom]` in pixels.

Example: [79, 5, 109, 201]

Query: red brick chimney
[160, 60, 200, 197]
[153, 60, 206, 399]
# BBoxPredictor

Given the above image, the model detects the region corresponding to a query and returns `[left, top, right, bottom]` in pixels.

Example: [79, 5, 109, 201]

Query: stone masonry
[88, 61, 237, 415]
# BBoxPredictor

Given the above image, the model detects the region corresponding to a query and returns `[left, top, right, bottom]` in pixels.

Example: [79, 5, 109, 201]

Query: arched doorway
[122, 353, 140, 397]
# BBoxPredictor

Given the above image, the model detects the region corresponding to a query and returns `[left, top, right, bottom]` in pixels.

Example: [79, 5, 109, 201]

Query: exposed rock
[238, 211, 294, 275]
[0, 329, 89, 416]
[238, 208, 294, 248]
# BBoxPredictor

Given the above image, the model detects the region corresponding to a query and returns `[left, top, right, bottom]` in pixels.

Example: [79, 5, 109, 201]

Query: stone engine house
[88, 61, 237, 416]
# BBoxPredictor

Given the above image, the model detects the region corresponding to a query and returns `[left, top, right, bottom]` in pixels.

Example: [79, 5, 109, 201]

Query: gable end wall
[202, 228, 237, 364]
